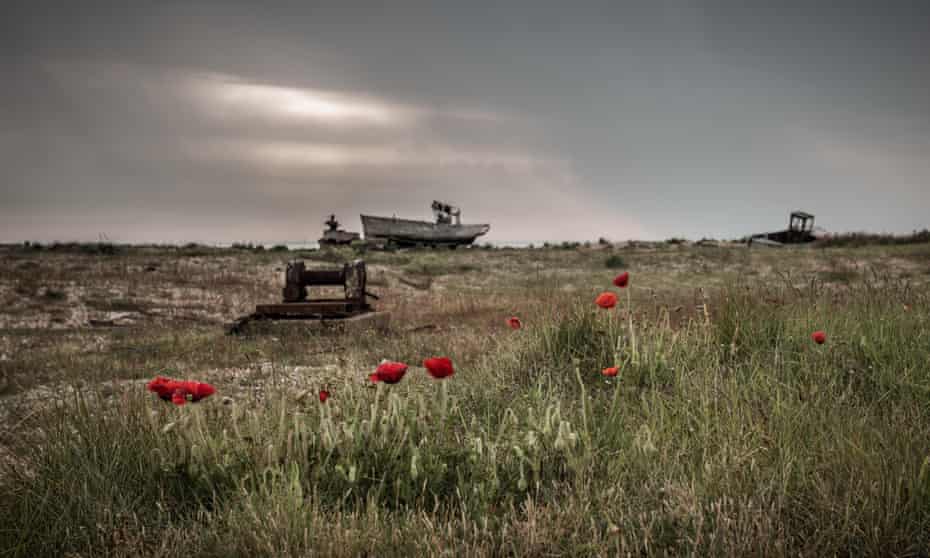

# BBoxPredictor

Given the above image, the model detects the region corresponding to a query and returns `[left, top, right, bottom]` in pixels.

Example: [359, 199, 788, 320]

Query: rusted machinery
[227, 259, 380, 333]
[274, 259, 375, 314]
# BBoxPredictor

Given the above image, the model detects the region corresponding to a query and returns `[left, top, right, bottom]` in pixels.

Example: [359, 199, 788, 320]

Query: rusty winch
[227, 259, 380, 333]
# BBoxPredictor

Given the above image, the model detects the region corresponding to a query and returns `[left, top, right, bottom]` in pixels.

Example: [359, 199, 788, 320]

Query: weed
[604, 254, 626, 269]
[42, 288, 67, 301]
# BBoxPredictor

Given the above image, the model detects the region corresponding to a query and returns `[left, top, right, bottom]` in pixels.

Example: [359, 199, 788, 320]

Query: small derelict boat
[319, 214, 360, 246]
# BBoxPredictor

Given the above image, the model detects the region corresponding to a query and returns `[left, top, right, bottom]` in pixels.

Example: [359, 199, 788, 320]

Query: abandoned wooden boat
[319, 214, 360, 246]
[360, 201, 490, 247]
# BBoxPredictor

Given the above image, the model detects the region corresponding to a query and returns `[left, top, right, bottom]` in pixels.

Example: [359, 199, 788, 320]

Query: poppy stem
[370, 382, 382, 435]
[608, 374, 623, 423]
[627, 287, 638, 366]
[440, 379, 449, 428]
[613, 333, 622, 368]
[573, 362, 591, 445]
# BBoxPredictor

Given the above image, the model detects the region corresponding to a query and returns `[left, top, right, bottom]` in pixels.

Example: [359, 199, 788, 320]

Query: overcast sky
[2, 1, 929, 244]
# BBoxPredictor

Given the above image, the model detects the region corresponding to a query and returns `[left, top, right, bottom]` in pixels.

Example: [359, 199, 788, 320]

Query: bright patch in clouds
[188, 74, 414, 127]
[181, 73, 544, 172]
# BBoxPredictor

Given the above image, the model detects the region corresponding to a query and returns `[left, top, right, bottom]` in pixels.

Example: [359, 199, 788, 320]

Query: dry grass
[0, 242, 929, 556]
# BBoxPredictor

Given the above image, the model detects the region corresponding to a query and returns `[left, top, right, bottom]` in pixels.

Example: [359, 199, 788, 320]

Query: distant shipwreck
[360, 201, 490, 248]
[749, 211, 823, 247]
[318, 214, 360, 246]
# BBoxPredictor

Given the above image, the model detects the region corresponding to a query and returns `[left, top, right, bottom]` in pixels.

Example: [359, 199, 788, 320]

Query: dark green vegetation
[817, 229, 930, 248]
[1, 242, 929, 556]
[604, 254, 626, 269]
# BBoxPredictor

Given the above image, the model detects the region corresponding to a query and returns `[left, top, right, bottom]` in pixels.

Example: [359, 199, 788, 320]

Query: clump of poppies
[595, 271, 631, 310]
[147, 376, 216, 406]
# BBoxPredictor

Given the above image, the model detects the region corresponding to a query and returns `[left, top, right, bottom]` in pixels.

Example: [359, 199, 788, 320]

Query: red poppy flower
[369, 361, 408, 384]
[612, 272, 630, 288]
[602, 366, 620, 377]
[423, 357, 455, 380]
[811, 330, 826, 345]
[595, 292, 618, 309]
[148, 376, 215, 404]
[507, 316, 522, 330]
[319, 390, 330, 403]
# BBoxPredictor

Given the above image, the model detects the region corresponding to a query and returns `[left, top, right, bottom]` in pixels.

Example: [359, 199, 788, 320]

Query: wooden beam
[255, 301, 367, 316]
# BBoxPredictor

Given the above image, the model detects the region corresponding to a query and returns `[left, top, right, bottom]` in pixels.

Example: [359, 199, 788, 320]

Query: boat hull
[361, 215, 490, 246]
[749, 229, 816, 245]
[319, 230, 360, 245]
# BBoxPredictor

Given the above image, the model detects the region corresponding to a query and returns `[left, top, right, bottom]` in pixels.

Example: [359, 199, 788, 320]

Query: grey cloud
[2, 0, 929, 243]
